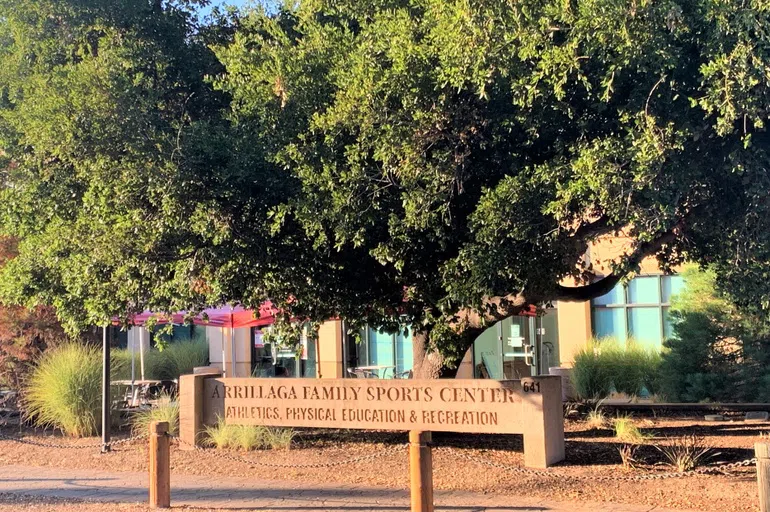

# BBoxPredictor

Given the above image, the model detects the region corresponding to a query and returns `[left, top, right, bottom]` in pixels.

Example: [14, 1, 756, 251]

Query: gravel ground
[0, 418, 762, 511]
[0, 494, 279, 511]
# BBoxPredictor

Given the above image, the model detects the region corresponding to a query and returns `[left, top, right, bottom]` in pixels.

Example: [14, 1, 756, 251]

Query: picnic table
[348, 365, 396, 379]
[112, 379, 164, 408]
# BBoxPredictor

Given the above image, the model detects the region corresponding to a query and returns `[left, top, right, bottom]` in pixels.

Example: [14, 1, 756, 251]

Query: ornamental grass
[24, 343, 103, 437]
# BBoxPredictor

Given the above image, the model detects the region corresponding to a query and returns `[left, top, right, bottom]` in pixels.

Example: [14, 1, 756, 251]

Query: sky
[197, 0, 259, 18]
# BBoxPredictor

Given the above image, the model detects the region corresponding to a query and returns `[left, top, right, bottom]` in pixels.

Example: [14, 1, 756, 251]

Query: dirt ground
[0, 417, 763, 511]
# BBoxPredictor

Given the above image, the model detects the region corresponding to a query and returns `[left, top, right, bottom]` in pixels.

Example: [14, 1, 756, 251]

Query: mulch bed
[0, 417, 764, 511]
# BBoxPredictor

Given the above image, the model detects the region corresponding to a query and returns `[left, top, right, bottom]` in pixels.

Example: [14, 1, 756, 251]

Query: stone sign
[180, 375, 565, 468]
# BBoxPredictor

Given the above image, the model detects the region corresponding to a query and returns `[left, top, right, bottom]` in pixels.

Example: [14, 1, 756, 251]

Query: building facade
[120, 235, 686, 380]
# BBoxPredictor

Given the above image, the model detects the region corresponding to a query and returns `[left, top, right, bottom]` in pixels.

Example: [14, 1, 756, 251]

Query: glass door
[502, 316, 537, 378]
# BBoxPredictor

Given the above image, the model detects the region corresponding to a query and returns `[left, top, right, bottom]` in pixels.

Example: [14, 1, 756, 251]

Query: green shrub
[130, 393, 179, 436]
[573, 338, 661, 400]
[572, 343, 614, 400]
[111, 339, 208, 381]
[163, 339, 209, 378]
[657, 265, 754, 402]
[24, 344, 103, 437]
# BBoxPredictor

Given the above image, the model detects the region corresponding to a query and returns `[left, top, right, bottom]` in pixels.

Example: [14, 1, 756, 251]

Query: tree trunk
[412, 329, 443, 379]
[412, 326, 483, 379]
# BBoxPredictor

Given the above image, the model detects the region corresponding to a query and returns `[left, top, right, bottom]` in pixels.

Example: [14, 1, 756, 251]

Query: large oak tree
[2, 0, 770, 376]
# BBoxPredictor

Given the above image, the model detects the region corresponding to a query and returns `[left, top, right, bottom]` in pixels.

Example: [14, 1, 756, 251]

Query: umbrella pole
[130, 327, 136, 402]
[231, 327, 237, 378]
[139, 328, 146, 381]
[221, 327, 226, 377]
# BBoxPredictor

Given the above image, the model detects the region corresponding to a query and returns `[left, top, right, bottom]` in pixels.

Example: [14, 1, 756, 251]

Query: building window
[354, 327, 413, 378]
[591, 275, 685, 350]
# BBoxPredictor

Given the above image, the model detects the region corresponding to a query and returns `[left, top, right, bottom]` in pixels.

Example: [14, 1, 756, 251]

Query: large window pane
[628, 277, 660, 304]
[592, 308, 627, 342]
[395, 329, 413, 376]
[627, 307, 663, 349]
[367, 328, 395, 367]
[473, 324, 503, 379]
[593, 282, 625, 306]
[663, 306, 676, 340]
[662, 275, 686, 303]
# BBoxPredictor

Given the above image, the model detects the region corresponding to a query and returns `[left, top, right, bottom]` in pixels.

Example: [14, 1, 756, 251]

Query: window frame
[591, 274, 681, 347]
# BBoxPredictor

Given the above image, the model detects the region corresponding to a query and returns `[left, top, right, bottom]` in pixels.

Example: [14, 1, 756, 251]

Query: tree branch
[452, 222, 683, 332]
[554, 226, 682, 302]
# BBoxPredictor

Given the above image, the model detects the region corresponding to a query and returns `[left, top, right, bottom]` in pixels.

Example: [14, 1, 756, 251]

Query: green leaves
[4, 0, 770, 363]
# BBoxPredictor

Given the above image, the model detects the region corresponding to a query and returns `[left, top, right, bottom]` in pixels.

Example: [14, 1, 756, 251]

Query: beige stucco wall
[206, 327, 251, 378]
[455, 348, 474, 378]
[318, 320, 344, 378]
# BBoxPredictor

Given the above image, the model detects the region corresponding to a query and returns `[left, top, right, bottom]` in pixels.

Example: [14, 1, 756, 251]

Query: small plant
[204, 416, 236, 449]
[130, 393, 179, 436]
[563, 401, 580, 419]
[264, 427, 295, 450]
[585, 399, 607, 429]
[618, 443, 641, 468]
[234, 424, 266, 450]
[24, 343, 103, 437]
[613, 415, 651, 443]
[655, 435, 717, 472]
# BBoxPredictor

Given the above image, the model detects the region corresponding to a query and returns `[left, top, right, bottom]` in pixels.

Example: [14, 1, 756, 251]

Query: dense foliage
[3, 0, 770, 374]
[0, 238, 67, 390]
[659, 266, 770, 402]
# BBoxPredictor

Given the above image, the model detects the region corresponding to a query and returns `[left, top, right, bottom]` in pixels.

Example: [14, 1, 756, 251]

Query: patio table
[352, 365, 396, 379]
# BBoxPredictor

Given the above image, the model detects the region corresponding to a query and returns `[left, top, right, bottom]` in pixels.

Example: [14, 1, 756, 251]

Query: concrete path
[0, 465, 695, 512]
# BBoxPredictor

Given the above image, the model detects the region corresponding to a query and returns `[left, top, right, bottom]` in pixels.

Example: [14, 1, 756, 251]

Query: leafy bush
[24, 344, 103, 437]
[204, 417, 294, 450]
[658, 265, 770, 402]
[130, 393, 179, 436]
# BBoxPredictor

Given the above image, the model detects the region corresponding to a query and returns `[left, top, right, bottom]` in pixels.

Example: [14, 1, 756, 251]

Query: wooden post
[409, 430, 433, 512]
[149, 421, 171, 509]
[757, 443, 770, 512]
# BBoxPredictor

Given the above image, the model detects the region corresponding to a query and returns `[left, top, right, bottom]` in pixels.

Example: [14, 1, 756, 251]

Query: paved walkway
[0, 465, 695, 512]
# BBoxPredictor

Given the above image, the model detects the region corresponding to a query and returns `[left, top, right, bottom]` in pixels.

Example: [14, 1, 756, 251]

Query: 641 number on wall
[522, 381, 541, 393]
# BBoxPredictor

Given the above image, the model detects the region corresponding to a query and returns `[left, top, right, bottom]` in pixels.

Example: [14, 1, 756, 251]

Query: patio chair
[347, 368, 368, 378]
